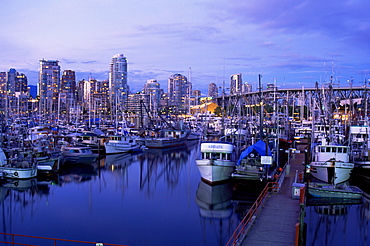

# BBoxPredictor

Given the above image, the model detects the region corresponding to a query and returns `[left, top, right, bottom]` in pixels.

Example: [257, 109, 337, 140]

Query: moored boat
[144, 129, 190, 149]
[309, 140, 354, 185]
[196, 141, 236, 184]
[0, 148, 38, 179]
[307, 182, 363, 199]
[104, 134, 141, 154]
[231, 139, 276, 181]
[61, 146, 98, 165]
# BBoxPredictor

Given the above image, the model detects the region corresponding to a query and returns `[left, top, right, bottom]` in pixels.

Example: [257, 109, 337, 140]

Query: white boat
[349, 124, 370, 168]
[309, 140, 354, 185]
[61, 146, 98, 164]
[104, 134, 141, 154]
[0, 148, 38, 179]
[196, 141, 236, 184]
[144, 129, 190, 149]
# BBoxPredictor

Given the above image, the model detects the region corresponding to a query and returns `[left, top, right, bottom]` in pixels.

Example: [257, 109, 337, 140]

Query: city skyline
[1, 0, 369, 94]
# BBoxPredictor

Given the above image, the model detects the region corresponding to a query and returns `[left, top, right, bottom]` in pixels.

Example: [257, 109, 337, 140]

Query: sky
[1, 0, 369, 94]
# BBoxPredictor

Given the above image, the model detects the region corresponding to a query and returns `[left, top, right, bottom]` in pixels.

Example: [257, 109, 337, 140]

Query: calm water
[1, 143, 369, 246]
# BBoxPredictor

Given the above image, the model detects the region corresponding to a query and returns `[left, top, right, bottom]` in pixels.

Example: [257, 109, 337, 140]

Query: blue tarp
[237, 140, 272, 165]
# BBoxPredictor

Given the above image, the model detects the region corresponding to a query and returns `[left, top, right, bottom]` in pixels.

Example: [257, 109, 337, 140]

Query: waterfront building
[38, 59, 60, 119]
[109, 54, 128, 120]
[167, 74, 191, 113]
[230, 73, 242, 95]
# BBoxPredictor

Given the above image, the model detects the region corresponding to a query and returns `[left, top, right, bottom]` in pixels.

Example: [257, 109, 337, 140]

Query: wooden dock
[239, 150, 306, 246]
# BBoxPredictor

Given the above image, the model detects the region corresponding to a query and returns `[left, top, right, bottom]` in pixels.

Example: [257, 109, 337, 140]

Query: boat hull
[308, 183, 363, 199]
[0, 166, 38, 179]
[310, 161, 354, 184]
[105, 142, 141, 154]
[196, 159, 236, 184]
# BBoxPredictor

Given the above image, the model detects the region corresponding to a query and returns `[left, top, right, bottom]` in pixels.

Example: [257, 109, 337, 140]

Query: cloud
[211, 0, 370, 48]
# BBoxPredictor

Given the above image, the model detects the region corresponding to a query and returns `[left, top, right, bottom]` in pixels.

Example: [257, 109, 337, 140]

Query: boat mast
[258, 74, 264, 140]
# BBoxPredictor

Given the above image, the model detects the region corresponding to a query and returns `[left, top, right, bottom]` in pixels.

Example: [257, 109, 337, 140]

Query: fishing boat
[0, 148, 37, 179]
[309, 139, 354, 185]
[349, 124, 370, 169]
[61, 146, 98, 165]
[144, 129, 190, 149]
[196, 141, 236, 184]
[34, 145, 61, 174]
[231, 139, 276, 181]
[307, 182, 363, 199]
[104, 134, 142, 154]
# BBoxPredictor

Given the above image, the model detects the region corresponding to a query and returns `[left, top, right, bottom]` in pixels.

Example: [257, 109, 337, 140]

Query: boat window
[326, 147, 331, 152]
[332, 147, 337, 153]
[343, 148, 347, 153]
[337, 147, 343, 153]
[320, 147, 325, 152]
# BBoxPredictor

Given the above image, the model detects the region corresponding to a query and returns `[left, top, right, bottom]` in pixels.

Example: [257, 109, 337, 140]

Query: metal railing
[0, 232, 128, 246]
[226, 182, 279, 246]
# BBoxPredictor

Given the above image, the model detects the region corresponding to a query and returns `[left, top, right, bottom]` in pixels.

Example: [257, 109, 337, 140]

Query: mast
[258, 74, 264, 140]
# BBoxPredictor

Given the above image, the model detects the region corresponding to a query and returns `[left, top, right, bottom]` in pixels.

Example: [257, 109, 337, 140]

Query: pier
[229, 148, 306, 246]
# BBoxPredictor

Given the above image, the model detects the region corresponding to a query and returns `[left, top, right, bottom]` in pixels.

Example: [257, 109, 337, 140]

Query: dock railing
[226, 181, 278, 246]
[0, 232, 128, 246]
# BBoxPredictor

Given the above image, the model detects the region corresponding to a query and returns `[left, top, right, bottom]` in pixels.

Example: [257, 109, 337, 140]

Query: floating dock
[238, 150, 306, 246]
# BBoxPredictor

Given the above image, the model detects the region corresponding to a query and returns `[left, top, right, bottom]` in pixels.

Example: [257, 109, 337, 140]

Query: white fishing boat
[144, 129, 190, 149]
[0, 148, 37, 179]
[104, 134, 141, 154]
[196, 141, 236, 184]
[349, 124, 370, 169]
[309, 139, 354, 185]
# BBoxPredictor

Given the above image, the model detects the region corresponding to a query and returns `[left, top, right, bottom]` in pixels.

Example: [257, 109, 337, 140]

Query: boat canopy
[237, 140, 272, 165]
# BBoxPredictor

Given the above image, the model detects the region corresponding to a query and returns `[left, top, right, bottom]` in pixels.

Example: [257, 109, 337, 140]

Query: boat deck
[239, 151, 306, 246]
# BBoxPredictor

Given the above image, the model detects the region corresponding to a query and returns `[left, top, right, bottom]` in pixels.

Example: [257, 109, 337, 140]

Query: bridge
[214, 86, 368, 117]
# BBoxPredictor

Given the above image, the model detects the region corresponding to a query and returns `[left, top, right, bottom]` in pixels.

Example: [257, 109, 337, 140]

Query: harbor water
[1, 143, 369, 246]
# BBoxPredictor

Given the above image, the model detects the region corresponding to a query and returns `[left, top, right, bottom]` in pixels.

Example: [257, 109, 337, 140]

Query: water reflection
[195, 180, 234, 246]
[305, 192, 370, 246]
[137, 145, 192, 190]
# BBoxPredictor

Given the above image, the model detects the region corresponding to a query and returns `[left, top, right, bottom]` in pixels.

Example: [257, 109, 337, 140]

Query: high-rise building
[144, 79, 163, 111]
[243, 83, 252, 93]
[38, 59, 60, 118]
[230, 73, 242, 95]
[208, 83, 218, 98]
[60, 70, 76, 120]
[167, 74, 191, 112]
[0, 68, 29, 118]
[7, 68, 28, 95]
[109, 54, 128, 117]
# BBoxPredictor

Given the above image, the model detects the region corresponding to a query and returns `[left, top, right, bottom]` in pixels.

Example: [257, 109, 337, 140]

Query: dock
[239, 150, 306, 246]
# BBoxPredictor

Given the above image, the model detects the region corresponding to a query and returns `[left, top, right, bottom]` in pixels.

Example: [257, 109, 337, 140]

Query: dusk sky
[1, 0, 369, 94]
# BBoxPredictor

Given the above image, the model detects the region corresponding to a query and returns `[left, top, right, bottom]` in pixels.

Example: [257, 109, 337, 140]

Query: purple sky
[1, 0, 369, 94]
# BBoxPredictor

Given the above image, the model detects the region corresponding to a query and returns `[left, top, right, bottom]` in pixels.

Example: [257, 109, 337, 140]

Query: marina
[0, 142, 369, 245]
